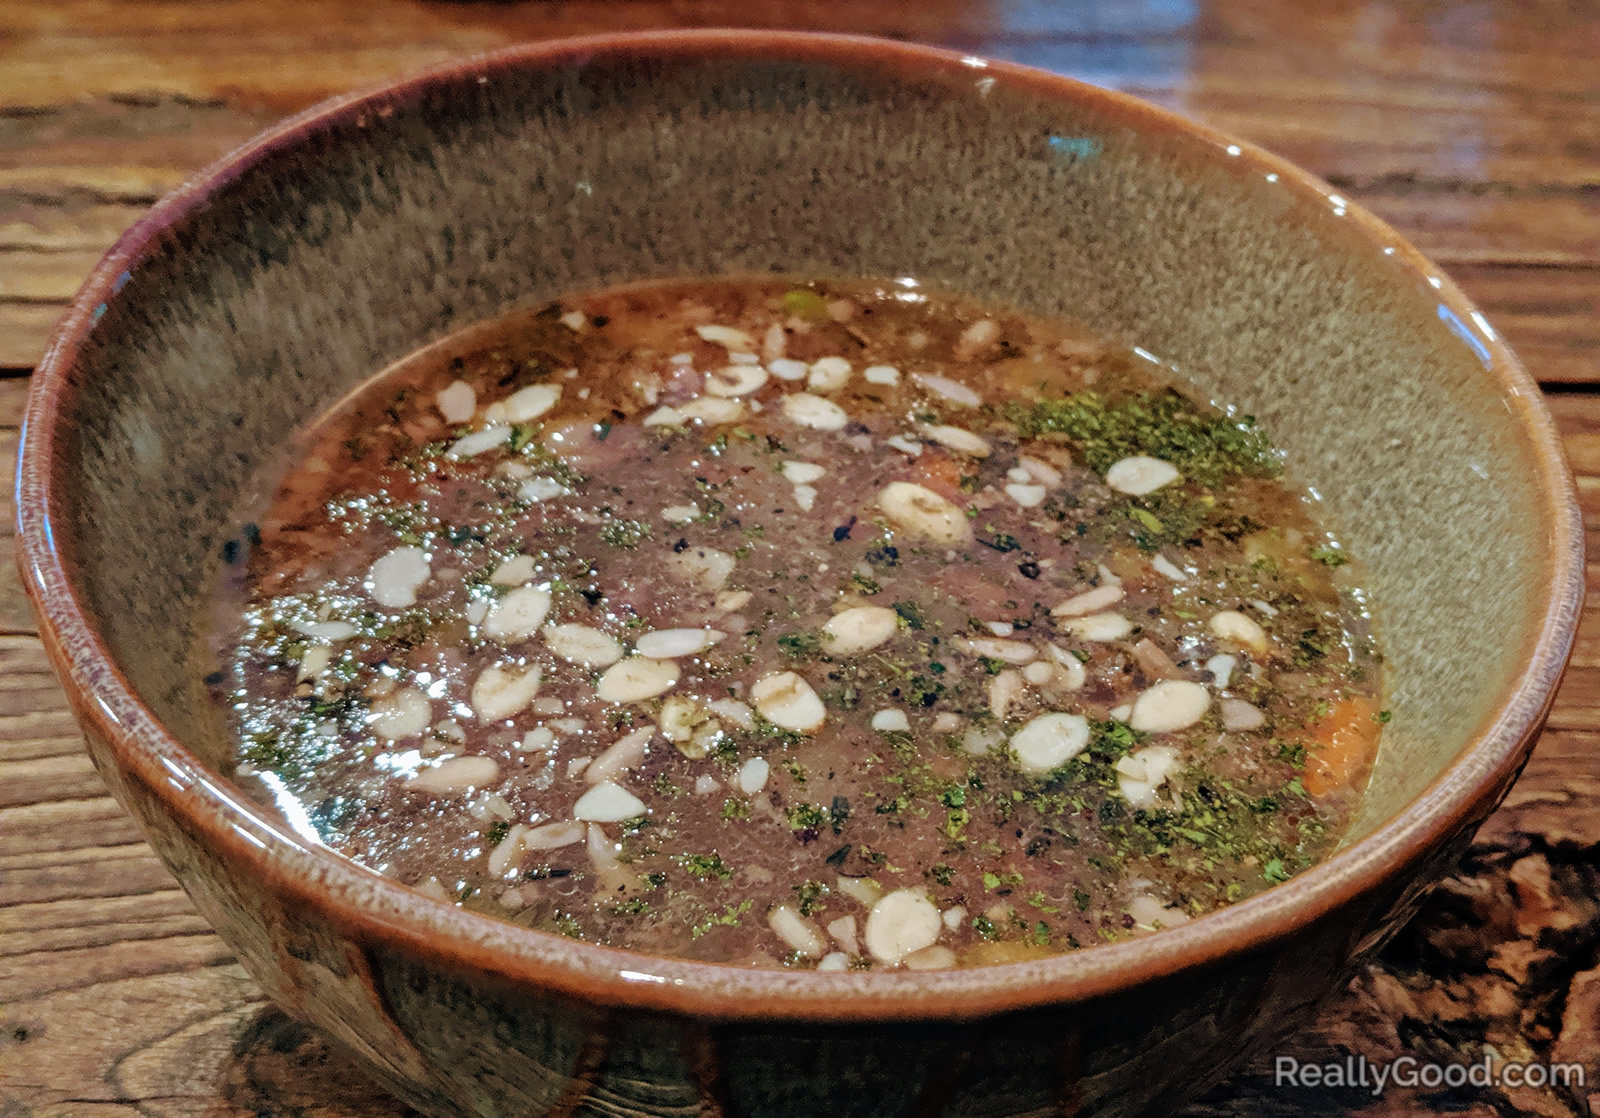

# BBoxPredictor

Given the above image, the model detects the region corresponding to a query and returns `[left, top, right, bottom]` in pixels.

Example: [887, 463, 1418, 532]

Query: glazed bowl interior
[25, 33, 1576, 997]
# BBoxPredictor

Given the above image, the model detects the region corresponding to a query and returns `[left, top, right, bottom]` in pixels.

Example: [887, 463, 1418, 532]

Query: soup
[211, 277, 1382, 970]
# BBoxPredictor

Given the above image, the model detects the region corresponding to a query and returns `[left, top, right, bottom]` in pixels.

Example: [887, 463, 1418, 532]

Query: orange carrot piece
[1301, 696, 1381, 797]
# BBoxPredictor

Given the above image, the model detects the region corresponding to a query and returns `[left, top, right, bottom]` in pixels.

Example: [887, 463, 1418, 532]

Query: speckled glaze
[16, 31, 1582, 1118]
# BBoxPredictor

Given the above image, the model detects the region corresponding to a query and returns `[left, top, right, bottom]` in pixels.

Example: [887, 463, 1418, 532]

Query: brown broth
[210, 276, 1382, 970]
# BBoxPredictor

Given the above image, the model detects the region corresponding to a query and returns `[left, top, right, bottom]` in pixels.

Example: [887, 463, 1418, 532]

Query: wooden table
[2, 3, 1597, 1114]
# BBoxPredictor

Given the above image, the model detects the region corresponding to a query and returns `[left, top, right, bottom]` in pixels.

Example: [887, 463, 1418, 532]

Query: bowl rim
[15, 28, 1584, 1022]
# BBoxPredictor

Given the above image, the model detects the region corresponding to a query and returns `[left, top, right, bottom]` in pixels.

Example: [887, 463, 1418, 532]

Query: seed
[405, 755, 500, 794]
[596, 658, 680, 703]
[635, 628, 725, 658]
[863, 364, 900, 385]
[1010, 712, 1091, 774]
[864, 888, 942, 964]
[471, 664, 543, 721]
[1129, 680, 1211, 733]
[1210, 609, 1268, 651]
[878, 481, 972, 546]
[291, 618, 357, 642]
[367, 546, 431, 609]
[665, 545, 736, 591]
[1063, 612, 1133, 642]
[767, 357, 809, 381]
[821, 606, 899, 655]
[447, 425, 511, 458]
[435, 380, 476, 423]
[792, 484, 818, 511]
[483, 585, 553, 641]
[782, 392, 849, 431]
[661, 504, 700, 524]
[369, 686, 431, 740]
[705, 364, 769, 397]
[768, 903, 828, 959]
[1105, 455, 1180, 496]
[543, 624, 624, 667]
[572, 780, 647, 823]
[750, 671, 827, 732]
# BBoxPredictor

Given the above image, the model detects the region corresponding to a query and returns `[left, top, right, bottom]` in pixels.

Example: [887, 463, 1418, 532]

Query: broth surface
[213, 277, 1382, 970]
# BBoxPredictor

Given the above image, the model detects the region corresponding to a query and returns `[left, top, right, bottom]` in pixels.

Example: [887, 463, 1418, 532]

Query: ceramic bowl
[16, 30, 1582, 1118]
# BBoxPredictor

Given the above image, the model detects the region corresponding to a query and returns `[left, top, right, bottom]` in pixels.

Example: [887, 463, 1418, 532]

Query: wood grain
[1, 2, 1598, 1115]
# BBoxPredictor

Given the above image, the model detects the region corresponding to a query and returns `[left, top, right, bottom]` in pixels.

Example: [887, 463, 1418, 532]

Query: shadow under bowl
[15, 30, 1583, 1118]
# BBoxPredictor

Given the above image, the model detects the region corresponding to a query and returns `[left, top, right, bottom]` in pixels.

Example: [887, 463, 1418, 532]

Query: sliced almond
[864, 888, 942, 964]
[1010, 712, 1091, 774]
[750, 671, 826, 733]
[781, 461, 826, 485]
[499, 383, 562, 423]
[767, 357, 809, 382]
[878, 481, 972, 546]
[863, 364, 900, 385]
[1117, 744, 1181, 808]
[768, 904, 828, 959]
[367, 546, 430, 609]
[369, 686, 432, 741]
[1105, 455, 1180, 496]
[820, 606, 899, 656]
[596, 658, 680, 703]
[523, 819, 586, 851]
[572, 780, 647, 823]
[665, 545, 736, 592]
[483, 585, 553, 642]
[1063, 612, 1133, 642]
[806, 356, 852, 393]
[695, 324, 757, 351]
[447, 425, 511, 458]
[678, 396, 745, 425]
[918, 423, 991, 457]
[782, 392, 848, 431]
[435, 380, 476, 423]
[1005, 483, 1048, 507]
[542, 623, 624, 667]
[1210, 609, 1269, 651]
[737, 756, 770, 794]
[491, 554, 538, 586]
[705, 364, 769, 397]
[586, 726, 654, 784]
[471, 664, 543, 721]
[635, 628, 724, 658]
[1129, 680, 1211, 733]
[405, 755, 499, 795]
[912, 371, 982, 406]
[953, 636, 1037, 664]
